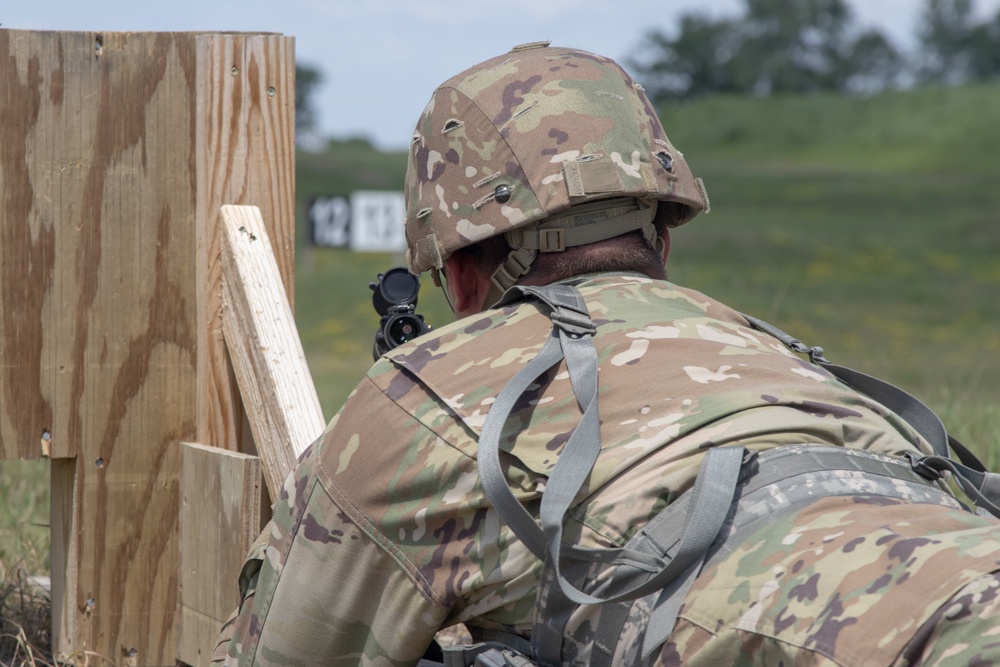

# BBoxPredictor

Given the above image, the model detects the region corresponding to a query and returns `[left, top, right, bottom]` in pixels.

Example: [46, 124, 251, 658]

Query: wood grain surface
[221, 205, 324, 500]
[0, 29, 295, 665]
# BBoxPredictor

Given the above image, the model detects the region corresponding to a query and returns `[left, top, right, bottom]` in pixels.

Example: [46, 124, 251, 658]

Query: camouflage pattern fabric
[403, 43, 707, 276]
[667, 497, 1000, 666]
[213, 273, 1000, 666]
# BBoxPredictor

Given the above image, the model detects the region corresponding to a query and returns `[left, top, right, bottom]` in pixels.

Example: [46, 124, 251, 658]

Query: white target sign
[308, 191, 406, 253]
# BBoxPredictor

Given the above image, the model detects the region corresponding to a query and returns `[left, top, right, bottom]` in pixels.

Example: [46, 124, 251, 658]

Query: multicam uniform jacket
[214, 273, 1000, 666]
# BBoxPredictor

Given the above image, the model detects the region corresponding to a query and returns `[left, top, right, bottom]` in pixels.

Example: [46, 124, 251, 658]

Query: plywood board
[178, 442, 262, 667]
[0, 30, 295, 665]
[195, 33, 298, 455]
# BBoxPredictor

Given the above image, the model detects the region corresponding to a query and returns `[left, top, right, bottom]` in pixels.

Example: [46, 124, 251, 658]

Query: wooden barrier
[0, 30, 296, 665]
[178, 443, 263, 667]
[172, 205, 325, 664]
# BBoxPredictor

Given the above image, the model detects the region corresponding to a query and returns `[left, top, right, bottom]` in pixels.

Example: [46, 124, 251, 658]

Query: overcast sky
[6, 1, 1000, 149]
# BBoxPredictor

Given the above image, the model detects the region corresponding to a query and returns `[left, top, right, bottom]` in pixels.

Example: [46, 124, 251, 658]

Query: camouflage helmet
[404, 42, 709, 297]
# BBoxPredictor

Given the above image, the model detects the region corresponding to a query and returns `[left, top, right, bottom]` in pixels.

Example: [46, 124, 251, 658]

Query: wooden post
[177, 443, 263, 667]
[0, 30, 295, 665]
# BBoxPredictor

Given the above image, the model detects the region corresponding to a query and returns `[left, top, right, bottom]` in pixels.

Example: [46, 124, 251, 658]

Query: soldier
[214, 43, 1000, 666]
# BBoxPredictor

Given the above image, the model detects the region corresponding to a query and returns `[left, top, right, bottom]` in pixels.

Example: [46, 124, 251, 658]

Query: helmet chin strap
[430, 266, 458, 315]
[484, 197, 659, 308]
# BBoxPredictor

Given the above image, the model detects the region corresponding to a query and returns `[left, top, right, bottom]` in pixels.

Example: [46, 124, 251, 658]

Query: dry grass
[0, 462, 116, 667]
[0, 566, 51, 666]
[0, 460, 52, 666]
[0, 568, 117, 667]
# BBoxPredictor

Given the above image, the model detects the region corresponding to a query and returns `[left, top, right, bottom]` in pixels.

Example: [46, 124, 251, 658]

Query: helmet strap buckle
[490, 247, 537, 294]
[538, 228, 566, 253]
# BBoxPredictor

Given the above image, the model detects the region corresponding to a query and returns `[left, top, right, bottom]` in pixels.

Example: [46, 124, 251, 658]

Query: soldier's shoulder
[382, 300, 545, 370]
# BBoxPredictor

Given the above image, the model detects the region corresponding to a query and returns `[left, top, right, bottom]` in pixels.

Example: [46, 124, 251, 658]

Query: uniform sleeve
[212, 427, 451, 666]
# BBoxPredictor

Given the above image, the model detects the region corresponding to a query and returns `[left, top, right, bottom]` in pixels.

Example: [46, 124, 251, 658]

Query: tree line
[627, 0, 1000, 102]
[293, 0, 998, 141]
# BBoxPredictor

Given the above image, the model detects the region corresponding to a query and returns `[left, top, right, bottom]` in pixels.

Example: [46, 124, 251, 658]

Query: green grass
[0, 463, 49, 667]
[668, 165, 998, 385]
[664, 84, 1000, 172]
[0, 461, 49, 580]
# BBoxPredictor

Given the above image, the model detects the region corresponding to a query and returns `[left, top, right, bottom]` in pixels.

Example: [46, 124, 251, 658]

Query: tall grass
[0, 460, 51, 665]
[665, 84, 1000, 173]
[0, 461, 49, 582]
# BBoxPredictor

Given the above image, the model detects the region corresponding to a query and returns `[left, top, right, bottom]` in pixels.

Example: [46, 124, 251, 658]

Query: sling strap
[473, 441, 961, 665]
[585, 443, 963, 665]
[478, 285, 743, 662]
[477, 283, 600, 561]
[741, 313, 1000, 518]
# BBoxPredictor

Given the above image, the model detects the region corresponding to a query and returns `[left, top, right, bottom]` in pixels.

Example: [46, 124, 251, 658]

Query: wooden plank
[220, 205, 325, 498]
[50, 458, 78, 665]
[0, 28, 93, 462]
[0, 30, 295, 665]
[1, 30, 202, 664]
[177, 442, 262, 667]
[195, 33, 297, 458]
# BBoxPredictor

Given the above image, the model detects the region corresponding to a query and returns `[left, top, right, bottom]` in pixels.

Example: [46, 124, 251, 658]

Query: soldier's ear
[443, 253, 492, 318]
[660, 227, 671, 263]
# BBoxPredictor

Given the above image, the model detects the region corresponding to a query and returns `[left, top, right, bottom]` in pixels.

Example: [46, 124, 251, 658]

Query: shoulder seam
[317, 375, 457, 607]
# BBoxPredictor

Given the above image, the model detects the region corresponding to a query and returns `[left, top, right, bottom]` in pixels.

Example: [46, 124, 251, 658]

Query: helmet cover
[404, 42, 709, 276]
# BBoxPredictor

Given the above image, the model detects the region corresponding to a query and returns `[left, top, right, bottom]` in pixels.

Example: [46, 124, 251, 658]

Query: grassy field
[2, 84, 998, 597]
[297, 85, 1000, 460]
[664, 85, 1000, 460]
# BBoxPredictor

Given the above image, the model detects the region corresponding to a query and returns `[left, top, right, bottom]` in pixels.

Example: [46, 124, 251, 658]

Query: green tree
[630, 0, 901, 101]
[843, 29, 904, 92]
[916, 0, 1000, 83]
[295, 63, 324, 134]
[915, 0, 979, 83]
[966, 9, 1000, 80]
[629, 14, 743, 101]
[739, 0, 853, 93]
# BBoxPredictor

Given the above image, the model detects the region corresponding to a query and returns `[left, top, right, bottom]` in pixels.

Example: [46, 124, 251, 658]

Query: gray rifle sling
[741, 313, 1000, 518]
[477, 284, 748, 666]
